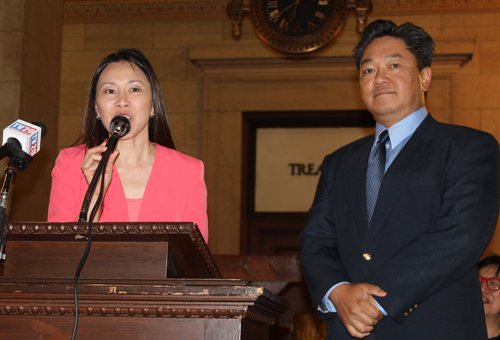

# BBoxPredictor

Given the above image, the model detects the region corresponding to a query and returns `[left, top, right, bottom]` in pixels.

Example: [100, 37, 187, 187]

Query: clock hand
[270, 1, 296, 22]
[289, 0, 302, 23]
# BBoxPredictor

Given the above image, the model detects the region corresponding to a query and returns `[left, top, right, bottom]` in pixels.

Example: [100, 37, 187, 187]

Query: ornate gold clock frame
[227, 0, 372, 56]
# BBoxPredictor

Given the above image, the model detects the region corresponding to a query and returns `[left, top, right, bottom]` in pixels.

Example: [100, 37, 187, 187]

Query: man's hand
[329, 283, 387, 338]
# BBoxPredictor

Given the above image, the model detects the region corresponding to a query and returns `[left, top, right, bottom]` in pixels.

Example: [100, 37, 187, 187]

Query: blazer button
[409, 308, 413, 312]
[414, 304, 418, 308]
[363, 252, 372, 260]
[404, 312, 408, 317]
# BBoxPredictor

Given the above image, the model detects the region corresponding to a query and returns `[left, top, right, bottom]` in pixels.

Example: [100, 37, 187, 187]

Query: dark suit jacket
[300, 114, 500, 340]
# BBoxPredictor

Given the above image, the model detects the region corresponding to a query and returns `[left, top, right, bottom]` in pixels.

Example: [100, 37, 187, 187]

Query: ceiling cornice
[63, 0, 500, 24]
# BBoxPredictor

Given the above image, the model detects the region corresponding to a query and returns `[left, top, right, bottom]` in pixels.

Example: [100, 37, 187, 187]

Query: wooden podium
[0, 222, 288, 339]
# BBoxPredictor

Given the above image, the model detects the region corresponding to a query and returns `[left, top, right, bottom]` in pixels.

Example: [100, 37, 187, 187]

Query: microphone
[2, 120, 47, 157]
[77, 115, 131, 222]
[109, 115, 130, 138]
[0, 120, 47, 169]
[0, 120, 47, 259]
[104, 115, 130, 159]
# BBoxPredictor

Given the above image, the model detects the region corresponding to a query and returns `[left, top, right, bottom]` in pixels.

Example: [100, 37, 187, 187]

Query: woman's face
[95, 61, 153, 141]
[480, 265, 500, 318]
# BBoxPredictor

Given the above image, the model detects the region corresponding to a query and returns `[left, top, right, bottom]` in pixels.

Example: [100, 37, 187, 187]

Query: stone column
[0, 0, 62, 221]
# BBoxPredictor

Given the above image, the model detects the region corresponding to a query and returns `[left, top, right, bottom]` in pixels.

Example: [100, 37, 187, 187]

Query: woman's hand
[81, 142, 120, 221]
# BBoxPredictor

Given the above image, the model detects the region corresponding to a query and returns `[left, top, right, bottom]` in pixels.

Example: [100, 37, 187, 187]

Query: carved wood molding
[0, 279, 289, 325]
[0, 305, 249, 319]
[6, 222, 199, 235]
[6, 222, 222, 280]
[0, 285, 288, 325]
[248, 295, 290, 325]
[0, 304, 285, 325]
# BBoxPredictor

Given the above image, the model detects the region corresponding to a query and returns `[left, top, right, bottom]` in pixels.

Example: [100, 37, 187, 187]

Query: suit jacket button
[404, 312, 409, 317]
[414, 305, 418, 308]
[409, 308, 413, 312]
[363, 252, 372, 260]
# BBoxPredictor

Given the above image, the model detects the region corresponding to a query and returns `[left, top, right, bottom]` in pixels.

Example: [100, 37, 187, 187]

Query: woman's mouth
[116, 113, 131, 120]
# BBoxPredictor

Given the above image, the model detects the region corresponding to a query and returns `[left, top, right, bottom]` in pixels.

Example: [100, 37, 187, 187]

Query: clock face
[263, 0, 333, 37]
[250, 0, 348, 55]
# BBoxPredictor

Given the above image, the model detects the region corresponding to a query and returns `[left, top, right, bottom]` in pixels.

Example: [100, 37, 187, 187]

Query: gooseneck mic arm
[78, 116, 131, 222]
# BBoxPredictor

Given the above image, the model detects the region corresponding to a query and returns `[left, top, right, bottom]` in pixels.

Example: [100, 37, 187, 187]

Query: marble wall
[0, 0, 62, 221]
[57, 3, 500, 254]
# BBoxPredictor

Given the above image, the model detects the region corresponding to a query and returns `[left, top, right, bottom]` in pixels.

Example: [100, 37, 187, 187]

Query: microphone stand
[0, 140, 34, 261]
[72, 115, 129, 340]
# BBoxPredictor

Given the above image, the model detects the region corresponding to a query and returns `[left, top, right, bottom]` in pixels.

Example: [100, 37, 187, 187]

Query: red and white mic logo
[2, 120, 42, 156]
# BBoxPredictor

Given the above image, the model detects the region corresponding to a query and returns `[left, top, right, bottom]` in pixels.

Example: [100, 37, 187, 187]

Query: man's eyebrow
[361, 53, 403, 66]
[385, 53, 403, 60]
[361, 58, 373, 66]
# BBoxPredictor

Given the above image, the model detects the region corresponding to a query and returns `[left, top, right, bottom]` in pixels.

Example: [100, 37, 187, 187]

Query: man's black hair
[353, 19, 435, 72]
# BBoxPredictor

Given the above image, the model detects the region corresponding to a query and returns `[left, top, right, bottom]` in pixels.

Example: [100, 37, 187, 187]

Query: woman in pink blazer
[48, 49, 208, 242]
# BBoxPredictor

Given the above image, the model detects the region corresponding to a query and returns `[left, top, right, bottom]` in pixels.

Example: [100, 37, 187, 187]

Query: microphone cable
[71, 162, 107, 340]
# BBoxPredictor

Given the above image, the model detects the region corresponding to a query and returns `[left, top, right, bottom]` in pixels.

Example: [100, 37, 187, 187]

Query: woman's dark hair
[478, 254, 500, 277]
[78, 48, 175, 149]
[353, 19, 435, 73]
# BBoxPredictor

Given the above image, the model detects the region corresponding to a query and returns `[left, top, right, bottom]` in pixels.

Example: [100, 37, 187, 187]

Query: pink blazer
[48, 144, 208, 242]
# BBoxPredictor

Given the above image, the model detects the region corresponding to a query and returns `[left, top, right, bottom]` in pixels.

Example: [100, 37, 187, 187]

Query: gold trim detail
[64, 1, 228, 20]
[64, 0, 500, 22]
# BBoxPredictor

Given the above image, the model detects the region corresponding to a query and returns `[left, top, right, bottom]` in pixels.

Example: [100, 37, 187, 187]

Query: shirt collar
[374, 106, 428, 150]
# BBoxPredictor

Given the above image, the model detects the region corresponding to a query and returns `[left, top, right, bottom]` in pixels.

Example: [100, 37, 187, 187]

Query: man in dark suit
[300, 19, 500, 340]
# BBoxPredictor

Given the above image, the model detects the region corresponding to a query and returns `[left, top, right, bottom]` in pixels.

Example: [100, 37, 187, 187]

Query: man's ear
[421, 67, 432, 92]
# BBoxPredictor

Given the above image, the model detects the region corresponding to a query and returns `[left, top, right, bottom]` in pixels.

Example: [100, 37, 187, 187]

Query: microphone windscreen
[109, 115, 131, 138]
[2, 119, 44, 156]
[32, 121, 47, 138]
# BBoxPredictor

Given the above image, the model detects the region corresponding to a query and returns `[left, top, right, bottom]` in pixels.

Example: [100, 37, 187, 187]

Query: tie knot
[378, 130, 389, 146]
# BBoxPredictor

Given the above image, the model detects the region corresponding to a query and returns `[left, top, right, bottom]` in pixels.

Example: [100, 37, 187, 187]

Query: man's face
[359, 36, 432, 128]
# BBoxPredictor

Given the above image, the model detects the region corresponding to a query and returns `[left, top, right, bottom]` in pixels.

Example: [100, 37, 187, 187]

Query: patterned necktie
[366, 130, 390, 225]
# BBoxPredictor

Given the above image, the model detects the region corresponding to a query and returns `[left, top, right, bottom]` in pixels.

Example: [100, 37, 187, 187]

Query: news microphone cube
[2, 119, 42, 156]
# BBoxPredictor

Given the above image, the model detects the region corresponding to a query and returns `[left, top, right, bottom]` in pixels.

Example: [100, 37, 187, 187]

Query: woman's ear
[95, 105, 101, 120]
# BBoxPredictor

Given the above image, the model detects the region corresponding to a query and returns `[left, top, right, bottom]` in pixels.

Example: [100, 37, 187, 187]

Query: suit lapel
[366, 114, 439, 241]
[344, 135, 374, 238]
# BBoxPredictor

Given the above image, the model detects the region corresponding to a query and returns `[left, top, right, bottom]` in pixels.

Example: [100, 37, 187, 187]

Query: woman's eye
[363, 69, 373, 74]
[390, 64, 401, 68]
[104, 89, 115, 94]
[130, 87, 141, 92]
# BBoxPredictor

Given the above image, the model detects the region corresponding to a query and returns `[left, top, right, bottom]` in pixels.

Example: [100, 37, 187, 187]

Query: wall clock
[227, 0, 372, 56]
[250, 0, 347, 55]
